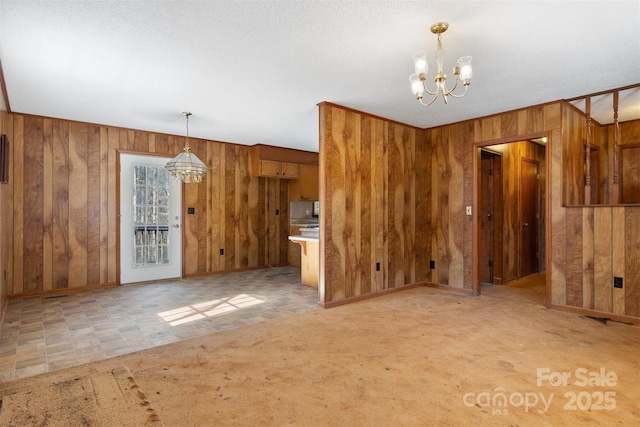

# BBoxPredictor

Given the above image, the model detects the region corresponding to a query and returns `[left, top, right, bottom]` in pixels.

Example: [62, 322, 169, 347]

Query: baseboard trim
[422, 282, 475, 295]
[319, 283, 423, 309]
[8, 283, 118, 299]
[549, 304, 640, 326]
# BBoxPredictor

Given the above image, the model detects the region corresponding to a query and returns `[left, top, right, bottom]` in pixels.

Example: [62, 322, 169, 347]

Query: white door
[120, 153, 182, 284]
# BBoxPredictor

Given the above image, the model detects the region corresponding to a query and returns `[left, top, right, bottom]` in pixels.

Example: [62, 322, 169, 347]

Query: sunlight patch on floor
[157, 294, 266, 326]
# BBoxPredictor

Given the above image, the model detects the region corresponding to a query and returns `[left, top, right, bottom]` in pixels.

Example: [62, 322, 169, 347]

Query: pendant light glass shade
[165, 112, 208, 184]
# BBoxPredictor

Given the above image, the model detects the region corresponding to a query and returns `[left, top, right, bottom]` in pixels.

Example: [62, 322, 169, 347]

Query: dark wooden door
[520, 159, 539, 277]
[479, 150, 503, 285]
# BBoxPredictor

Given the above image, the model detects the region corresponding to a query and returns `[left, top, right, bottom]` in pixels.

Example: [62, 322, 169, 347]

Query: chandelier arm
[443, 77, 459, 96]
[418, 93, 440, 107]
[446, 84, 469, 99]
[422, 82, 440, 97]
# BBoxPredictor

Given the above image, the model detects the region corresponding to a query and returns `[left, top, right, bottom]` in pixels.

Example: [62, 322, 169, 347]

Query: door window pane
[132, 164, 171, 267]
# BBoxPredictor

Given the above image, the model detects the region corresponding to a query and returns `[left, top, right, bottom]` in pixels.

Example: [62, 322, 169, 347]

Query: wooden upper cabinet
[290, 164, 319, 201]
[299, 165, 319, 200]
[281, 162, 299, 178]
[258, 160, 298, 179]
[251, 144, 315, 179]
[260, 159, 281, 177]
[257, 159, 298, 178]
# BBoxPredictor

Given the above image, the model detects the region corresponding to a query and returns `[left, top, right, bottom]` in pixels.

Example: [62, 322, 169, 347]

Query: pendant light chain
[184, 112, 192, 151]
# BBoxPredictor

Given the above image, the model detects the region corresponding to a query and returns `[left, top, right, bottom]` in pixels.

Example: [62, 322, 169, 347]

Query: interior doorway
[475, 137, 548, 305]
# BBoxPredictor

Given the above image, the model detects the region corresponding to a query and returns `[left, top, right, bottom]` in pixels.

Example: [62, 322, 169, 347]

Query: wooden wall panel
[87, 125, 101, 285]
[388, 123, 406, 288]
[582, 207, 594, 309]
[624, 208, 640, 316]
[0, 104, 9, 318]
[328, 107, 347, 300]
[372, 118, 388, 292]
[107, 127, 118, 284]
[593, 208, 612, 312]
[7, 114, 290, 296]
[546, 104, 566, 306]
[360, 117, 373, 296]
[99, 127, 109, 284]
[52, 120, 70, 289]
[68, 123, 88, 288]
[611, 207, 625, 315]
[461, 122, 474, 289]
[415, 125, 431, 285]
[343, 111, 360, 297]
[448, 124, 464, 288]
[318, 103, 426, 304]
[434, 127, 451, 285]
[42, 119, 53, 291]
[23, 116, 44, 293]
[565, 208, 583, 306]
[562, 106, 585, 206]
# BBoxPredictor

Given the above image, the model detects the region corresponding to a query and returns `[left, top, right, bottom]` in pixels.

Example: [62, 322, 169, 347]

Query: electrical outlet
[614, 277, 623, 289]
[187, 207, 195, 214]
[376, 262, 381, 271]
[430, 260, 435, 269]
[220, 248, 224, 256]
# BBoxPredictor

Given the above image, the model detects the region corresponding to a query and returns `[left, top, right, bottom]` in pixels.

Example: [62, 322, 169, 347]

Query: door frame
[472, 133, 551, 308]
[116, 150, 183, 285]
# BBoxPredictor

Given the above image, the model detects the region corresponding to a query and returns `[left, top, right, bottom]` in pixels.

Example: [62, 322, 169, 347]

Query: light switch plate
[465, 206, 472, 216]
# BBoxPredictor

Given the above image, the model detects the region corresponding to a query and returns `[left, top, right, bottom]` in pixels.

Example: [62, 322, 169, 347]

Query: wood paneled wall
[425, 122, 471, 289]
[6, 114, 290, 295]
[319, 103, 430, 303]
[320, 101, 639, 320]
[0, 89, 9, 322]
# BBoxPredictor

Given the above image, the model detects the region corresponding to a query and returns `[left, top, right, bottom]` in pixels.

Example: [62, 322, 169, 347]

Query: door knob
[172, 224, 180, 229]
[523, 222, 529, 227]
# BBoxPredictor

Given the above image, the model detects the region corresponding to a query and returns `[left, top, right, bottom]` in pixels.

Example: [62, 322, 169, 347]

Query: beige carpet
[0, 287, 638, 426]
[0, 366, 163, 426]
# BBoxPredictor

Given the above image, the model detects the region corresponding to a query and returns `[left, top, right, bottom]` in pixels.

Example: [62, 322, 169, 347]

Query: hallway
[481, 273, 546, 305]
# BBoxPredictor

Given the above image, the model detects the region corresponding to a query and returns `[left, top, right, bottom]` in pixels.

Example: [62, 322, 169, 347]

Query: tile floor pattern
[0, 266, 318, 382]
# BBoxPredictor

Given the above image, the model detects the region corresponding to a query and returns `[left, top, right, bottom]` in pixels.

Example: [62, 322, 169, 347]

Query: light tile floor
[0, 266, 318, 382]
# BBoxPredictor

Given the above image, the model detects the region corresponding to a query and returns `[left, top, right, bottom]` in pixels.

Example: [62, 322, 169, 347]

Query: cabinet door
[281, 162, 299, 178]
[299, 165, 319, 200]
[260, 159, 281, 177]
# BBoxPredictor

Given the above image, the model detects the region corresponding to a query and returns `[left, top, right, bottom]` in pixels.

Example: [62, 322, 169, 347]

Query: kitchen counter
[290, 219, 319, 226]
[288, 235, 319, 287]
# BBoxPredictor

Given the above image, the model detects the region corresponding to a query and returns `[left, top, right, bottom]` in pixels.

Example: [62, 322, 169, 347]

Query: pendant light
[165, 112, 208, 183]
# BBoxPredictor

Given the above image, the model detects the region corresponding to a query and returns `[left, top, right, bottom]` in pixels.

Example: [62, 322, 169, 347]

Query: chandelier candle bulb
[412, 50, 428, 76]
[458, 56, 473, 83]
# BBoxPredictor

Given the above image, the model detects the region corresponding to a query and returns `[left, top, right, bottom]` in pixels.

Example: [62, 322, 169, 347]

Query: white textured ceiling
[1, 1, 639, 153]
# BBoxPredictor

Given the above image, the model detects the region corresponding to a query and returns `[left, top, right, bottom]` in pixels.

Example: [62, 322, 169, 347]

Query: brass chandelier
[165, 112, 208, 184]
[409, 22, 473, 106]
